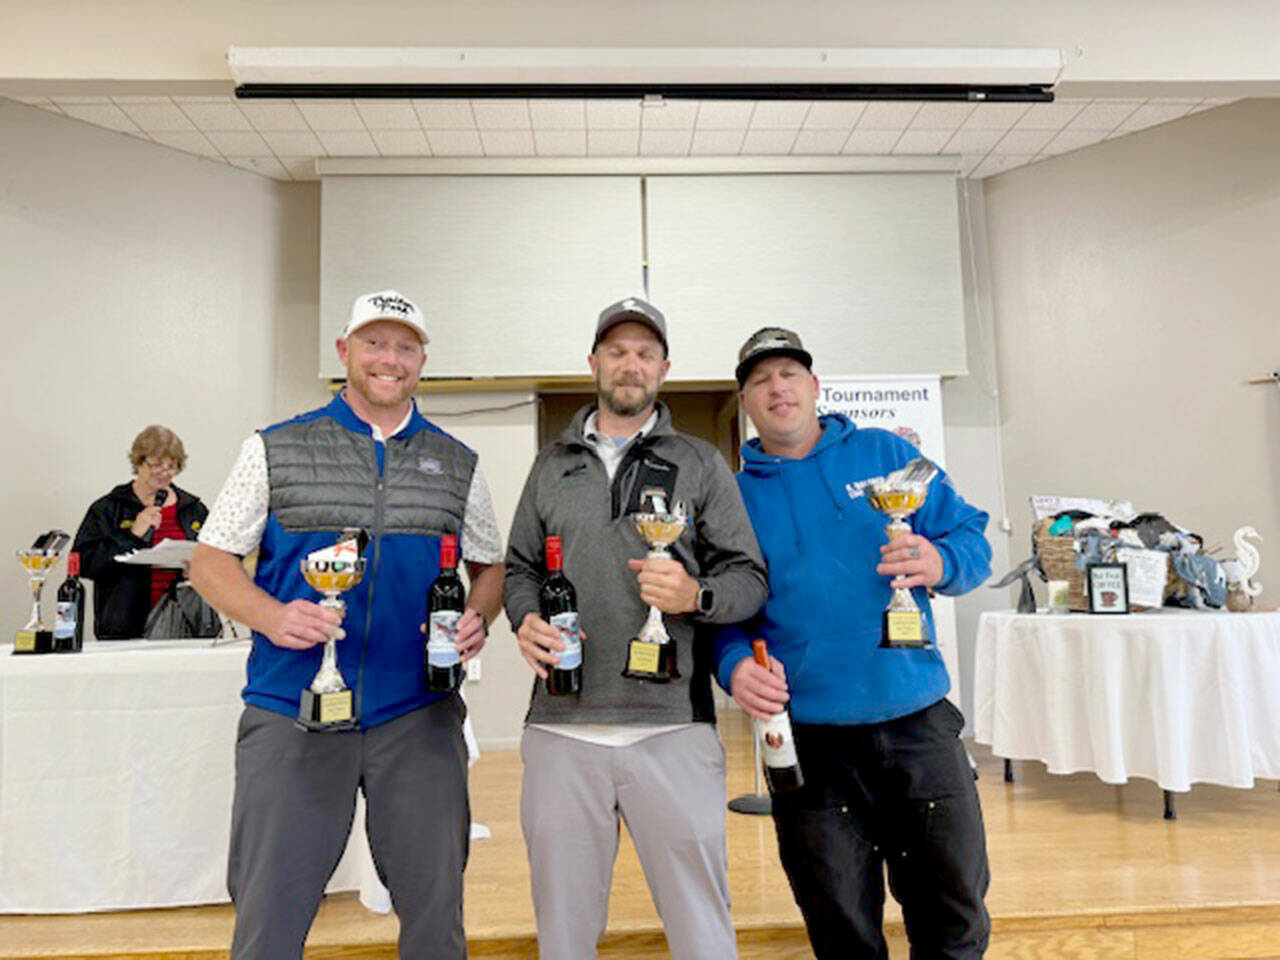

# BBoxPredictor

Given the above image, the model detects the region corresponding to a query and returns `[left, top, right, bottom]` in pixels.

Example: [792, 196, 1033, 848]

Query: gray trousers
[520, 724, 736, 960]
[228, 698, 470, 960]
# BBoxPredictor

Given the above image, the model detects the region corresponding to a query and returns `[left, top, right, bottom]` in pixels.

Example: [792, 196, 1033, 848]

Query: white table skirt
[973, 609, 1280, 793]
[0, 639, 478, 914]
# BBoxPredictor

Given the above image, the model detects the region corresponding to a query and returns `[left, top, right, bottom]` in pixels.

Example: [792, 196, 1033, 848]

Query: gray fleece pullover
[504, 403, 768, 725]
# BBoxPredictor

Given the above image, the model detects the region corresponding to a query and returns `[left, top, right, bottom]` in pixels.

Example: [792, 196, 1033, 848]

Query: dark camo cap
[593, 297, 668, 354]
[735, 327, 813, 386]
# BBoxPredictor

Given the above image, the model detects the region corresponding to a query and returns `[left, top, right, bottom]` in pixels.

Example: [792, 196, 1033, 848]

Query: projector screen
[320, 172, 966, 379]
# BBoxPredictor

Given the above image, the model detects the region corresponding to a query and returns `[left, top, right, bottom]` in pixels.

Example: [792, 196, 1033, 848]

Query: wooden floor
[4, 707, 1280, 959]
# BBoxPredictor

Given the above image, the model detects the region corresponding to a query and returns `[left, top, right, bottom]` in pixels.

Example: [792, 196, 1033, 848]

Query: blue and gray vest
[244, 393, 476, 728]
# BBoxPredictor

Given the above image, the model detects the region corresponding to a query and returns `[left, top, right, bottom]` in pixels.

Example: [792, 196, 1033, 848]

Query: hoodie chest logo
[845, 481, 867, 502]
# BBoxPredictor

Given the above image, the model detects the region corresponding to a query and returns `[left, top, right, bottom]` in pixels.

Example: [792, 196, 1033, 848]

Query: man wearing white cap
[191, 290, 504, 959]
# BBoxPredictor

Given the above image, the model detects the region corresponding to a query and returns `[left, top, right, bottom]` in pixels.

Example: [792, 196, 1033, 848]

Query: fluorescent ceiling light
[228, 46, 1061, 101]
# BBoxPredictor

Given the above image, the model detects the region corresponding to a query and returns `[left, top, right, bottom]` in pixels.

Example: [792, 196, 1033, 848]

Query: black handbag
[143, 581, 222, 639]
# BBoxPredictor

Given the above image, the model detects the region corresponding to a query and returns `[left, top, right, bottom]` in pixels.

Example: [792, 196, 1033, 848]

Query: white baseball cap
[344, 289, 428, 344]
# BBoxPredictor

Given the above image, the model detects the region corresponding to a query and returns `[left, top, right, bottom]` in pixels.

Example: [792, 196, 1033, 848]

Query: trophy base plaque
[622, 638, 680, 682]
[14, 629, 54, 655]
[881, 611, 932, 649]
[297, 689, 356, 731]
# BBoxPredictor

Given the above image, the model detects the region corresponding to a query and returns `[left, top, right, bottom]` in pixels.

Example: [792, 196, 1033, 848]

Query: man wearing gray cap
[504, 297, 767, 959]
[191, 289, 504, 960]
[716, 327, 993, 959]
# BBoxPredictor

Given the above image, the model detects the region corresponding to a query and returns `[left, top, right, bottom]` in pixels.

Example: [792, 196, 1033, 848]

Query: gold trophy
[297, 530, 366, 730]
[622, 490, 688, 682]
[15, 531, 71, 655]
[863, 458, 938, 649]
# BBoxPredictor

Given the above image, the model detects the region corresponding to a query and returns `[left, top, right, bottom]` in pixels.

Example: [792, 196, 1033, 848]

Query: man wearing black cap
[504, 298, 767, 959]
[715, 327, 993, 960]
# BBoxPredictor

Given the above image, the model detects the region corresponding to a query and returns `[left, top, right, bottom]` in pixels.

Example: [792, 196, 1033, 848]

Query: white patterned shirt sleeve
[198, 434, 269, 556]
[461, 463, 503, 564]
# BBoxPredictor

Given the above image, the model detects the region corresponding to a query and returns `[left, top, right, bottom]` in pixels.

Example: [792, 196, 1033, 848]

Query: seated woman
[72, 425, 208, 639]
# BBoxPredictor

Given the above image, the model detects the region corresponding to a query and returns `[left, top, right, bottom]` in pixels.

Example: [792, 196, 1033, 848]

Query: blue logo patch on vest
[418, 457, 443, 475]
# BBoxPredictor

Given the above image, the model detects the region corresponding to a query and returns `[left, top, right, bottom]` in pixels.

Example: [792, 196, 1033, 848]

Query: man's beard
[598, 377, 656, 418]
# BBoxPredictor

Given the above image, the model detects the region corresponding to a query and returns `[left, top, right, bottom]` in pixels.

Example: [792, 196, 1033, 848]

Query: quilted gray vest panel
[262, 416, 476, 536]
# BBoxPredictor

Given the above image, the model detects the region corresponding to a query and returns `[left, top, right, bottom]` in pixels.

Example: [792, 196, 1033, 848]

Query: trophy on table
[297, 529, 367, 730]
[622, 489, 687, 682]
[863, 458, 938, 649]
[15, 530, 71, 655]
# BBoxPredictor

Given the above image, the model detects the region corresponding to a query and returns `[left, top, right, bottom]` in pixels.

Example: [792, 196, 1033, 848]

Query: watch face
[699, 587, 714, 613]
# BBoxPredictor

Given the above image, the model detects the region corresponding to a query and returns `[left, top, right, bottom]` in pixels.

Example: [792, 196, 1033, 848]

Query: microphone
[144, 489, 167, 544]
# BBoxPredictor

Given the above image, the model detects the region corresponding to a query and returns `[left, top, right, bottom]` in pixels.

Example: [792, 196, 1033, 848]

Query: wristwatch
[696, 582, 715, 615]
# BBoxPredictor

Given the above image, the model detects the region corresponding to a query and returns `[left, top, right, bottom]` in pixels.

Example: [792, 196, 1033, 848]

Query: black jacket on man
[72, 482, 208, 639]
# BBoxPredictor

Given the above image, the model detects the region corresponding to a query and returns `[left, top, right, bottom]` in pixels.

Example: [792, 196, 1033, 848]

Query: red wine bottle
[425, 535, 466, 692]
[753, 639, 803, 793]
[53, 552, 86, 653]
[540, 535, 582, 695]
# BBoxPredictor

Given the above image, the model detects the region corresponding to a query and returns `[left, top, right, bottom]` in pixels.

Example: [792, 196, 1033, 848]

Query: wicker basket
[1033, 518, 1089, 611]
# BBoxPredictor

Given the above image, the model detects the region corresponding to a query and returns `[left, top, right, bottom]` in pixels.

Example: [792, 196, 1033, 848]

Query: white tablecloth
[0, 640, 398, 913]
[973, 609, 1280, 793]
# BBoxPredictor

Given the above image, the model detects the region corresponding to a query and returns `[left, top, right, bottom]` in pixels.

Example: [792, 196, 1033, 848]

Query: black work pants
[772, 699, 990, 960]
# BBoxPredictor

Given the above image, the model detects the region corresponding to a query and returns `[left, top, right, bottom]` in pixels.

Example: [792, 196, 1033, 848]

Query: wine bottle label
[550, 612, 581, 669]
[427, 610, 462, 667]
[757, 712, 799, 769]
[54, 602, 77, 640]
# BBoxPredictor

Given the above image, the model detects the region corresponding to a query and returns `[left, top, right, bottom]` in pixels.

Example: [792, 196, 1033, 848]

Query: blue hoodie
[715, 414, 991, 725]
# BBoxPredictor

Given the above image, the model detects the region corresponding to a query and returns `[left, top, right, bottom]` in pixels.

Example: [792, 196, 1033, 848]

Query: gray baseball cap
[735, 326, 813, 386]
[593, 297, 668, 354]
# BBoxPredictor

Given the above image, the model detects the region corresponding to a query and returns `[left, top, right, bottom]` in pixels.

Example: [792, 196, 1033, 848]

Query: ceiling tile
[857, 102, 922, 130]
[58, 103, 140, 132]
[742, 129, 798, 153]
[690, 129, 745, 154]
[472, 99, 531, 130]
[960, 103, 1031, 131]
[296, 100, 364, 131]
[959, 155, 986, 178]
[238, 101, 311, 132]
[803, 101, 866, 129]
[1039, 129, 1109, 156]
[355, 100, 420, 130]
[587, 129, 639, 155]
[111, 95, 171, 104]
[480, 129, 535, 155]
[413, 99, 476, 129]
[261, 130, 325, 156]
[205, 130, 273, 157]
[116, 101, 196, 132]
[991, 129, 1056, 154]
[792, 129, 848, 154]
[586, 99, 642, 130]
[426, 129, 483, 155]
[148, 130, 222, 158]
[276, 157, 318, 180]
[749, 101, 810, 129]
[316, 130, 378, 156]
[695, 100, 754, 130]
[229, 156, 290, 180]
[529, 99, 587, 128]
[371, 130, 431, 156]
[893, 129, 951, 154]
[909, 102, 977, 130]
[1188, 97, 1237, 114]
[172, 95, 231, 103]
[1064, 100, 1142, 131]
[177, 101, 253, 131]
[1112, 100, 1198, 133]
[971, 154, 1037, 178]
[639, 100, 698, 130]
[534, 129, 587, 156]
[1013, 101, 1087, 131]
[943, 128, 1005, 153]
[640, 129, 693, 155]
[842, 129, 901, 154]
[51, 96, 112, 104]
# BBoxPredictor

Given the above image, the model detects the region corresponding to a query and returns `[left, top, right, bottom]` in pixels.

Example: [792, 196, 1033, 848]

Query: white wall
[983, 98, 1280, 610]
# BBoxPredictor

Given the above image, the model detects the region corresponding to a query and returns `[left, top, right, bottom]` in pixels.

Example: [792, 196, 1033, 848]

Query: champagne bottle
[540, 535, 582, 695]
[53, 552, 86, 653]
[753, 638, 803, 793]
[425, 535, 466, 692]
